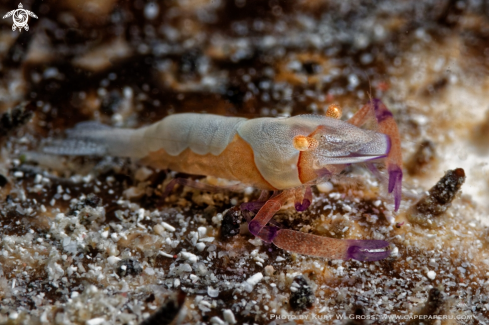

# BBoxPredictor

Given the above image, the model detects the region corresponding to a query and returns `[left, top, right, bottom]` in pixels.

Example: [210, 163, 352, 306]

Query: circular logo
[13, 9, 28, 28]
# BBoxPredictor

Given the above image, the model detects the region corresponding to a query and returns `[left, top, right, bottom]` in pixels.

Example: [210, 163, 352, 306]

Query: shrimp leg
[294, 186, 312, 212]
[348, 99, 403, 211]
[248, 190, 293, 236]
[240, 190, 270, 220]
[248, 190, 390, 261]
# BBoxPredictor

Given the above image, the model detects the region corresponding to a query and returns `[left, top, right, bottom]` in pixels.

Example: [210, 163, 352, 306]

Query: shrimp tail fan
[42, 122, 146, 158]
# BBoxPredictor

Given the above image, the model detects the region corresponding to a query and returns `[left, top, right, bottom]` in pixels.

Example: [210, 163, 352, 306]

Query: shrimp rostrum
[45, 99, 402, 262]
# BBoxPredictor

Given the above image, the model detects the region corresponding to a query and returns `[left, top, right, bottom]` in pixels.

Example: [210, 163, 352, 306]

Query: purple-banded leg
[348, 99, 403, 211]
[271, 230, 390, 261]
[241, 201, 265, 221]
[240, 190, 270, 213]
[240, 190, 270, 220]
[249, 190, 390, 261]
[256, 225, 390, 261]
[294, 186, 312, 212]
[248, 190, 293, 237]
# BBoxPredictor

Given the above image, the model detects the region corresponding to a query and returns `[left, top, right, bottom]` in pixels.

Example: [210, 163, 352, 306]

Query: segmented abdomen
[139, 114, 276, 190]
[141, 114, 247, 156]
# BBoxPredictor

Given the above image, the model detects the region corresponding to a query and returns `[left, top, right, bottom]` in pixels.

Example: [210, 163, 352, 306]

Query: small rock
[407, 168, 465, 227]
[220, 206, 242, 239]
[197, 226, 207, 238]
[153, 224, 165, 236]
[0, 174, 7, 187]
[247, 272, 263, 285]
[140, 291, 186, 325]
[0, 102, 34, 138]
[116, 259, 143, 277]
[135, 167, 153, 181]
[317, 181, 333, 193]
[289, 276, 315, 311]
[407, 140, 436, 175]
[195, 242, 206, 251]
[264, 265, 275, 276]
[411, 288, 445, 321]
[123, 186, 146, 199]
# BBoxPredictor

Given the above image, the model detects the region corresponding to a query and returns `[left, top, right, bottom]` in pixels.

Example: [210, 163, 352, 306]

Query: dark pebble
[407, 140, 436, 175]
[289, 275, 315, 311]
[407, 288, 444, 325]
[415, 168, 465, 216]
[0, 102, 34, 138]
[140, 291, 186, 325]
[220, 206, 242, 239]
[116, 258, 143, 277]
[0, 174, 7, 187]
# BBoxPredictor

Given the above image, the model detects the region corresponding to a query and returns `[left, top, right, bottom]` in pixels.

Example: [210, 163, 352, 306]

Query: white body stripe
[140, 114, 247, 156]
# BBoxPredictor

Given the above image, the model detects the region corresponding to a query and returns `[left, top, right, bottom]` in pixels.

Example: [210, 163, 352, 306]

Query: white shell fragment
[180, 252, 199, 263]
[207, 286, 219, 298]
[195, 242, 206, 251]
[86, 318, 106, 325]
[210, 316, 225, 325]
[107, 256, 121, 265]
[161, 222, 176, 232]
[243, 272, 263, 293]
[223, 309, 237, 324]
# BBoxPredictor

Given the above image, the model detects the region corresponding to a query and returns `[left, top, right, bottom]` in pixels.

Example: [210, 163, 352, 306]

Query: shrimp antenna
[366, 74, 374, 103]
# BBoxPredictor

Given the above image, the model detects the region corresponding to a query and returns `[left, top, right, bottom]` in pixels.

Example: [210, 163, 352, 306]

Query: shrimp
[44, 99, 402, 262]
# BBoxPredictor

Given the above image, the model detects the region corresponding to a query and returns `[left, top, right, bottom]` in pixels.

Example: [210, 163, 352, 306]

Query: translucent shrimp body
[45, 99, 402, 262]
[54, 113, 390, 191]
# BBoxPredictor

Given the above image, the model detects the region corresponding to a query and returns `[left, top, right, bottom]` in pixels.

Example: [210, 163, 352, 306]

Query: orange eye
[326, 104, 342, 119]
[293, 135, 318, 151]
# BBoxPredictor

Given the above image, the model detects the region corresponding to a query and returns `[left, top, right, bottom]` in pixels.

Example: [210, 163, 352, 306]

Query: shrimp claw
[348, 99, 403, 210]
[249, 190, 391, 261]
[345, 239, 391, 261]
[271, 229, 390, 261]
